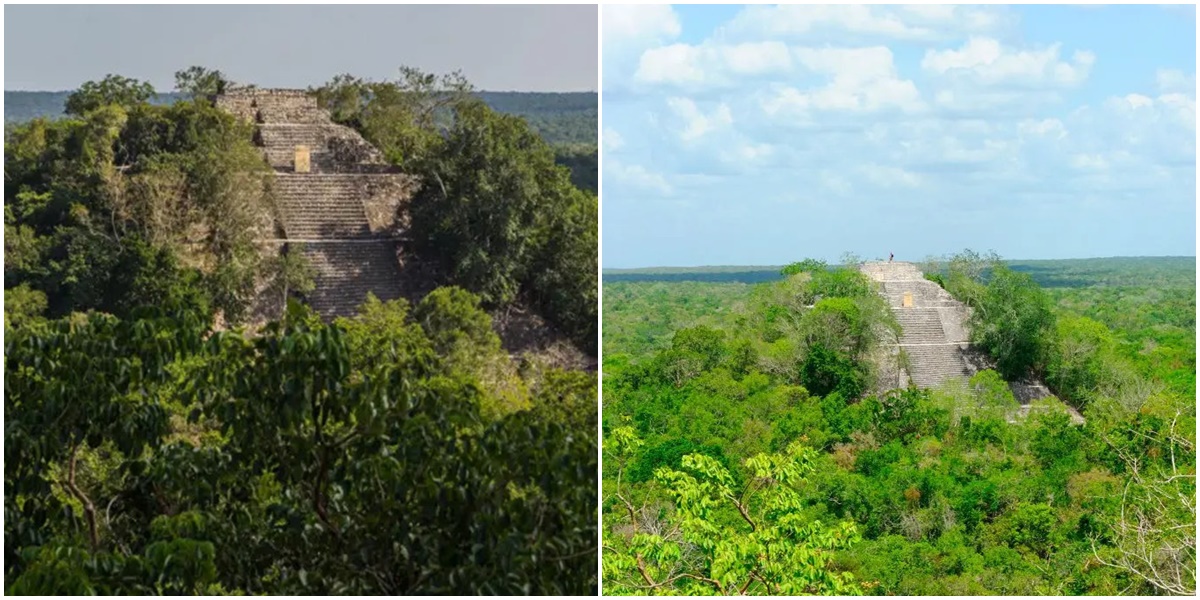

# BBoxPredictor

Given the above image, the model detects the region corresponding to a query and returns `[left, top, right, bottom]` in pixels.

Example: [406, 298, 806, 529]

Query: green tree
[311, 67, 474, 169]
[7, 301, 597, 594]
[969, 265, 1056, 380]
[527, 185, 598, 353]
[942, 248, 1000, 308]
[3, 283, 47, 327]
[409, 100, 549, 305]
[604, 434, 863, 595]
[5, 90, 271, 324]
[265, 244, 316, 309]
[173, 66, 234, 98]
[64, 75, 155, 116]
[966, 369, 1020, 421]
[1045, 314, 1117, 406]
[781, 258, 827, 277]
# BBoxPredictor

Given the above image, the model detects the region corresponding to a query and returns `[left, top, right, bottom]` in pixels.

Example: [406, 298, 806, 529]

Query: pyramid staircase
[216, 89, 415, 319]
[862, 261, 1066, 419]
[861, 261, 977, 389]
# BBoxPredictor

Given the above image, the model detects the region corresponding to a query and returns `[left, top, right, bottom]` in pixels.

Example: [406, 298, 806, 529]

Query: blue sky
[602, 4, 1196, 267]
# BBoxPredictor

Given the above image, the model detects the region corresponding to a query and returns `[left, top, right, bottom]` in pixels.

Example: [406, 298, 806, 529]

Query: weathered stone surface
[216, 88, 418, 319]
[294, 146, 310, 173]
[863, 261, 978, 389]
[214, 89, 324, 124]
[862, 260, 1058, 408]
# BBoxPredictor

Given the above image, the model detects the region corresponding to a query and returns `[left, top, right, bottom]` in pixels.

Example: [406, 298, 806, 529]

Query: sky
[602, 4, 1197, 267]
[4, 5, 597, 92]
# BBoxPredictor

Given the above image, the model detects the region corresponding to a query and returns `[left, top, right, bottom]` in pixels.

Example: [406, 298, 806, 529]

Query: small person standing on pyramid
[889, 252, 894, 262]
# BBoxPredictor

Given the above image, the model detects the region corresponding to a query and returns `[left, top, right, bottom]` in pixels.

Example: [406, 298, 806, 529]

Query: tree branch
[64, 441, 100, 551]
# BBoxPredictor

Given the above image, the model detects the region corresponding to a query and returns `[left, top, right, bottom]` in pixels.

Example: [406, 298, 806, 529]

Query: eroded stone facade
[217, 88, 419, 318]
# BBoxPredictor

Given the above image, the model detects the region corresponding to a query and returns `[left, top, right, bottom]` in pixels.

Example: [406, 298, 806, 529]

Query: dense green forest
[602, 254, 1195, 595]
[604, 256, 1195, 286]
[5, 89, 597, 194]
[4, 89, 596, 144]
[5, 67, 597, 594]
[604, 257, 1196, 364]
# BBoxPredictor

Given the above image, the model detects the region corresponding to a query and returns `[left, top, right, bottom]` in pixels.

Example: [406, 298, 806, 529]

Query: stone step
[258, 124, 386, 173]
[259, 124, 338, 148]
[858, 262, 926, 281]
[256, 106, 329, 125]
[863, 262, 977, 390]
[894, 308, 947, 345]
[299, 242, 404, 318]
[881, 280, 958, 309]
[901, 347, 973, 388]
[263, 150, 336, 171]
[273, 173, 401, 185]
[269, 173, 412, 240]
[272, 174, 376, 239]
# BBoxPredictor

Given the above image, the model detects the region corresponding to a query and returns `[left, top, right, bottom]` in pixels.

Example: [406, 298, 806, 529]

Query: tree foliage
[173, 66, 234, 98]
[605, 429, 863, 595]
[64, 75, 155, 116]
[969, 265, 1056, 380]
[5, 79, 272, 324]
[603, 254, 1195, 596]
[6, 292, 597, 594]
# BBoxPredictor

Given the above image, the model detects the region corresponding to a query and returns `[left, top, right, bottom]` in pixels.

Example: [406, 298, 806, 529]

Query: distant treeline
[604, 256, 1197, 288]
[603, 266, 785, 284]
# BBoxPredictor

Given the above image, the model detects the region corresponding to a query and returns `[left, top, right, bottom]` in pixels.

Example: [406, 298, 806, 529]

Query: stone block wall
[359, 174, 420, 233]
[214, 89, 323, 123]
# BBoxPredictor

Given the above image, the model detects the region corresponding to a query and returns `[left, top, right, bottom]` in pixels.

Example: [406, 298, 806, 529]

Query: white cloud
[666, 97, 734, 141]
[1113, 93, 1155, 110]
[723, 42, 795, 75]
[603, 127, 625, 152]
[727, 141, 774, 163]
[739, 4, 926, 38]
[1070, 153, 1109, 170]
[606, 160, 673, 196]
[603, 4, 684, 92]
[795, 46, 897, 79]
[899, 4, 959, 21]
[726, 4, 1009, 41]
[820, 170, 853, 196]
[929, 87, 1064, 115]
[635, 44, 707, 86]
[603, 4, 681, 44]
[1156, 68, 1194, 93]
[922, 37, 1094, 87]
[603, 5, 1196, 264]
[1158, 93, 1197, 129]
[635, 41, 792, 87]
[762, 46, 923, 116]
[862, 164, 922, 187]
[1018, 118, 1068, 140]
[1104, 91, 1196, 130]
[898, 4, 1009, 33]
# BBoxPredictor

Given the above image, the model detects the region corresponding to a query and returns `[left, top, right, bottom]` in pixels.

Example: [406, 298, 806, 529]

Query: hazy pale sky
[4, 4, 597, 91]
[603, 4, 1196, 266]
